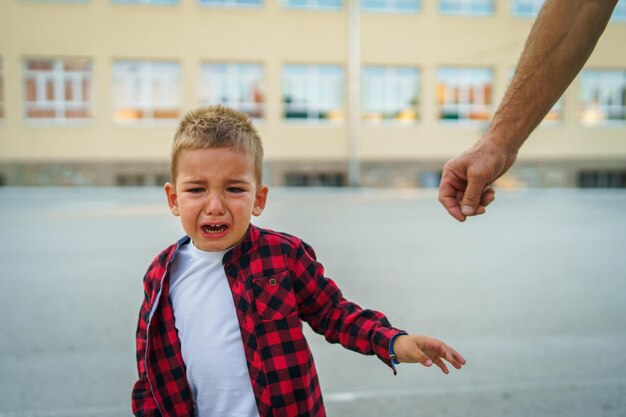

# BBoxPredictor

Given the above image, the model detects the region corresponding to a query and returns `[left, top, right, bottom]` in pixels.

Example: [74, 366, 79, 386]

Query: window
[510, 0, 543, 17]
[362, 0, 420, 13]
[283, 0, 341, 11]
[21, 0, 90, 3]
[285, 172, 345, 186]
[116, 174, 147, 186]
[579, 70, 626, 125]
[24, 58, 92, 122]
[612, 0, 626, 21]
[579, 170, 626, 188]
[512, 0, 625, 20]
[436, 67, 492, 122]
[283, 65, 344, 122]
[113, 61, 181, 123]
[0, 59, 4, 120]
[362, 66, 420, 123]
[438, 0, 493, 16]
[199, 63, 265, 119]
[198, 0, 261, 7]
[112, 0, 178, 4]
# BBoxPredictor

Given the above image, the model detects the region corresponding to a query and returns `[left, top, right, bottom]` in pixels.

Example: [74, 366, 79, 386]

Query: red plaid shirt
[132, 225, 404, 417]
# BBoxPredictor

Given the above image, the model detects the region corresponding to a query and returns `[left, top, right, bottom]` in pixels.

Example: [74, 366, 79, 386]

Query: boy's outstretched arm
[392, 335, 466, 374]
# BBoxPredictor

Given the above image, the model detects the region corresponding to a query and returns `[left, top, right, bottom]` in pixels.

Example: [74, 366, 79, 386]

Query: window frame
[436, 66, 493, 123]
[112, 60, 182, 124]
[282, 64, 345, 123]
[362, 65, 420, 124]
[19, 0, 91, 3]
[23, 57, 93, 125]
[197, 0, 262, 8]
[199, 62, 265, 120]
[509, 0, 543, 18]
[362, 0, 420, 14]
[438, 0, 494, 16]
[579, 69, 626, 126]
[111, 0, 179, 5]
[282, 0, 342, 11]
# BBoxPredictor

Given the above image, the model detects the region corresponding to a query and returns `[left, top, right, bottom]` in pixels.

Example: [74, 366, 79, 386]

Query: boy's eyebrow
[226, 177, 253, 184]
[181, 179, 206, 185]
[180, 177, 254, 185]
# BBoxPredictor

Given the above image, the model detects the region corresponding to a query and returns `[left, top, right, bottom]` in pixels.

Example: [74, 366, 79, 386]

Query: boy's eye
[187, 187, 204, 193]
[227, 187, 245, 193]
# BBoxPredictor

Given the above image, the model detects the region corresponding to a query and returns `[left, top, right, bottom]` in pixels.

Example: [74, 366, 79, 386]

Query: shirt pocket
[252, 271, 298, 320]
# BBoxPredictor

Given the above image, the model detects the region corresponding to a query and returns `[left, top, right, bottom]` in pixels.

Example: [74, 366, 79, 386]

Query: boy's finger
[412, 347, 433, 367]
[433, 358, 449, 374]
[452, 351, 467, 365]
[442, 347, 466, 366]
[417, 351, 433, 367]
[443, 355, 464, 370]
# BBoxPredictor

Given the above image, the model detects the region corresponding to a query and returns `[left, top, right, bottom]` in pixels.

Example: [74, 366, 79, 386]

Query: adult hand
[438, 138, 517, 222]
[392, 334, 466, 374]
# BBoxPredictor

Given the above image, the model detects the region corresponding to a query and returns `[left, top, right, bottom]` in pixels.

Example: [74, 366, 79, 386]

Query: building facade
[0, 0, 625, 187]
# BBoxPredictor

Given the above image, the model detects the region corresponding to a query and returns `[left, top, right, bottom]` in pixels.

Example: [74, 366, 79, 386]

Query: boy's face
[165, 147, 268, 252]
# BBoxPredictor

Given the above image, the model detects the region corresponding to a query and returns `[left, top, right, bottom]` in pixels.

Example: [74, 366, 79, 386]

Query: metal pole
[347, 0, 361, 187]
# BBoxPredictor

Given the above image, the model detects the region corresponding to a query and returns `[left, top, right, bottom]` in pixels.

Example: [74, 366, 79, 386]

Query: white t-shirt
[169, 241, 259, 417]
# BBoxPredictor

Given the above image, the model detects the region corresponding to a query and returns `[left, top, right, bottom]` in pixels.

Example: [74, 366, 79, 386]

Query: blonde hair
[170, 105, 264, 184]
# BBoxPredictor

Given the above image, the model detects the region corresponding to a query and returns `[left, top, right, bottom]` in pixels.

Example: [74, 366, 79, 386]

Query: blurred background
[0, 0, 625, 188]
[1, 1, 626, 417]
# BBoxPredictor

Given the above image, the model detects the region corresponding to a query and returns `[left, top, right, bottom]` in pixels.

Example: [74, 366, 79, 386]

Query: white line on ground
[324, 376, 626, 403]
[0, 406, 130, 417]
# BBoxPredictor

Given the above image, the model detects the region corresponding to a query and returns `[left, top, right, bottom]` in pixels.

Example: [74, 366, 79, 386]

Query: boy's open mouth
[202, 224, 228, 234]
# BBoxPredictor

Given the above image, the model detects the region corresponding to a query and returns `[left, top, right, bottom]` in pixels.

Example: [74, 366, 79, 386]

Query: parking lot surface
[1, 187, 625, 417]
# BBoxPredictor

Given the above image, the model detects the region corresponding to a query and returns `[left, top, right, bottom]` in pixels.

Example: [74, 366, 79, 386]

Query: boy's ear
[164, 182, 180, 216]
[252, 185, 268, 217]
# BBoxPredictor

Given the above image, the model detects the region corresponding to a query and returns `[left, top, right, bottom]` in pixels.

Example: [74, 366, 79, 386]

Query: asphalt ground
[0, 187, 625, 417]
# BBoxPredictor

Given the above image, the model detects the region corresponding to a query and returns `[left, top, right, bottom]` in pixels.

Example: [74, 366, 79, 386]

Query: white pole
[347, 0, 361, 187]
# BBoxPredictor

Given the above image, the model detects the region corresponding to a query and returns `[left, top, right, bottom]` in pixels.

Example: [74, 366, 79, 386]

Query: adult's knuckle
[463, 192, 480, 203]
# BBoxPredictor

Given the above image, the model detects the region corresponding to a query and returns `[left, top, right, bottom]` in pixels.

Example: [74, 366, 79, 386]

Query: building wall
[0, 0, 625, 187]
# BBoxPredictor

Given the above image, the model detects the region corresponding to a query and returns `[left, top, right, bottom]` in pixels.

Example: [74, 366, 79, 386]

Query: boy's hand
[392, 335, 466, 374]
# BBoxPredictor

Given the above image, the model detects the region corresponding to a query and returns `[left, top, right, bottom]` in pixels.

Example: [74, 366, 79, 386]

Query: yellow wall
[1, 0, 625, 181]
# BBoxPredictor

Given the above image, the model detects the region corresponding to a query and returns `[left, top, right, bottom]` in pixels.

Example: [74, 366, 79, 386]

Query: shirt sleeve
[289, 240, 406, 374]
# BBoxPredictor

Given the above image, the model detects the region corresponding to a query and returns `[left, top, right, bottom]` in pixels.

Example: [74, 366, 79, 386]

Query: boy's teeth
[203, 224, 226, 234]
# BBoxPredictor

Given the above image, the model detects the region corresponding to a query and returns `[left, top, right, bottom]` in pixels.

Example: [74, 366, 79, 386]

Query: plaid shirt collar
[222, 224, 261, 266]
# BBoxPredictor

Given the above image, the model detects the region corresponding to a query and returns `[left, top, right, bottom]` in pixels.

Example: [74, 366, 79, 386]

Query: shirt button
[268, 278, 277, 286]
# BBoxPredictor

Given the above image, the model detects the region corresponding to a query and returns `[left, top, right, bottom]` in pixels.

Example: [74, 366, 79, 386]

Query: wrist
[389, 332, 406, 365]
[479, 129, 522, 157]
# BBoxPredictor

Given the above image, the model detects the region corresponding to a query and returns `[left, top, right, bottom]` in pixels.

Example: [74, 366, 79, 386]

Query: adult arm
[439, 0, 619, 222]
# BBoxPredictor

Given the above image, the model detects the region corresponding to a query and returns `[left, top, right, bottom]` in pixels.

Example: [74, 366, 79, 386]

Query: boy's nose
[204, 194, 225, 215]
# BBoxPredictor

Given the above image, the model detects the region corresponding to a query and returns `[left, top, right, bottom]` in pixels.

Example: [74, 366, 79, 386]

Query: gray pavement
[0, 187, 625, 417]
